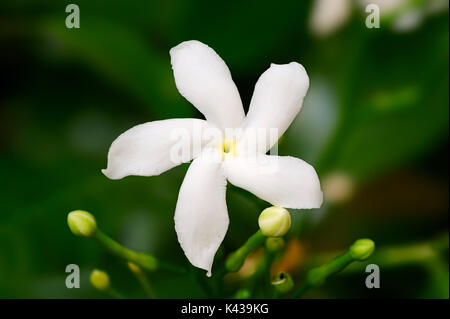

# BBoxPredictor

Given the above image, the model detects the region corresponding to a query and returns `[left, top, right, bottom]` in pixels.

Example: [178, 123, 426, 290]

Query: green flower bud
[258, 206, 291, 237]
[67, 210, 97, 237]
[349, 239, 375, 261]
[271, 271, 294, 294]
[90, 269, 110, 291]
[265, 237, 285, 252]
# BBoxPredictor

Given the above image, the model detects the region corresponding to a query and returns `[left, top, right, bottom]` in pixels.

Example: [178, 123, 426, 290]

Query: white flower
[102, 40, 323, 276]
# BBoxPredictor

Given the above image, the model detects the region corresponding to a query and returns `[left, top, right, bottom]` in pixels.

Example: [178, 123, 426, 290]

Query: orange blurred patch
[224, 248, 265, 282]
[271, 238, 307, 276]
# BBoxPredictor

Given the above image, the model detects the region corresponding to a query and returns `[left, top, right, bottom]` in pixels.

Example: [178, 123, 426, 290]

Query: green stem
[250, 249, 273, 298]
[293, 238, 376, 298]
[262, 250, 278, 298]
[93, 229, 186, 274]
[294, 234, 448, 298]
[313, 234, 448, 273]
[134, 271, 156, 298]
[94, 230, 157, 271]
[293, 251, 354, 298]
[225, 230, 266, 273]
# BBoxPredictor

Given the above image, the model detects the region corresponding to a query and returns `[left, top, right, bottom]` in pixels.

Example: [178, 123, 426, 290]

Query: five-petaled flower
[102, 40, 323, 276]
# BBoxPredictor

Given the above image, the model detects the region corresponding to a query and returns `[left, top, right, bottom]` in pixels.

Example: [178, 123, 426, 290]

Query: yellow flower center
[221, 139, 237, 158]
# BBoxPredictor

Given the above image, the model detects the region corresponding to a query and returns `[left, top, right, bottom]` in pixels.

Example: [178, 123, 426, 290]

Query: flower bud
[349, 239, 375, 261]
[265, 237, 285, 253]
[258, 206, 291, 237]
[90, 269, 110, 291]
[67, 210, 97, 237]
[271, 271, 294, 294]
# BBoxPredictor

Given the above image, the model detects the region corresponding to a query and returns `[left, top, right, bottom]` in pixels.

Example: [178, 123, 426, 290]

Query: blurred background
[0, 0, 448, 298]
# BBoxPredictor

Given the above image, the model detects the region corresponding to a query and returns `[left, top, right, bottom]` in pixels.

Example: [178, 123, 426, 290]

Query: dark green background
[0, 0, 448, 298]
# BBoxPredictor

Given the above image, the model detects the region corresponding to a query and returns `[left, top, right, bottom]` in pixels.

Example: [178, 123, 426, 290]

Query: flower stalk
[93, 229, 158, 272]
[225, 230, 266, 272]
[293, 238, 375, 298]
[128, 262, 156, 298]
[68, 210, 186, 274]
[93, 229, 187, 274]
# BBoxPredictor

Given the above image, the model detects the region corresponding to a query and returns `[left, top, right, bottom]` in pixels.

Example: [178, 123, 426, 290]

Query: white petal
[102, 119, 217, 180]
[243, 62, 310, 153]
[174, 150, 229, 276]
[170, 40, 245, 129]
[223, 155, 322, 209]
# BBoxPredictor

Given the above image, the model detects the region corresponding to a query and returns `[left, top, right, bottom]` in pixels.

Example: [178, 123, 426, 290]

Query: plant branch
[93, 229, 186, 274]
[225, 230, 266, 273]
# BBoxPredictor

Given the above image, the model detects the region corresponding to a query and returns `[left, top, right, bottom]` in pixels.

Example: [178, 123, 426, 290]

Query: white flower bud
[258, 206, 291, 237]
